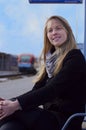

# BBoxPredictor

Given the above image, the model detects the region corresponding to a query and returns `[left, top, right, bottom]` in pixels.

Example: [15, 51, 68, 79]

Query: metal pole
[84, 0, 86, 58]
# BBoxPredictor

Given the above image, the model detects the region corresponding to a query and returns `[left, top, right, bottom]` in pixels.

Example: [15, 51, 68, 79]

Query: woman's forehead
[47, 19, 63, 28]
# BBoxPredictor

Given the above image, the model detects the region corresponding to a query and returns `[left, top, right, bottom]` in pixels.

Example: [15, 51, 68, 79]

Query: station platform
[0, 71, 19, 78]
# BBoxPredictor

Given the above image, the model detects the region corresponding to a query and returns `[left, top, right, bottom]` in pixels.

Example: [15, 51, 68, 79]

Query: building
[77, 43, 84, 54]
[0, 52, 18, 71]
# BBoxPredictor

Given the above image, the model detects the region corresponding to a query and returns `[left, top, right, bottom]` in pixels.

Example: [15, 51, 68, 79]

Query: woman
[0, 15, 86, 130]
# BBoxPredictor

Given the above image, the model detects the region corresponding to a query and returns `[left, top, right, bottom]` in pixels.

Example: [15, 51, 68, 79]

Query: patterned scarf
[46, 50, 59, 78]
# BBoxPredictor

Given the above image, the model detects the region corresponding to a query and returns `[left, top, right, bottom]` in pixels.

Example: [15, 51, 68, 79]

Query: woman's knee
[0, 121, 25, 130]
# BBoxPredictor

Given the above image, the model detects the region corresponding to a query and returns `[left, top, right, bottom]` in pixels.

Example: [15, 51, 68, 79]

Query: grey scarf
[46, 50, 59, 78]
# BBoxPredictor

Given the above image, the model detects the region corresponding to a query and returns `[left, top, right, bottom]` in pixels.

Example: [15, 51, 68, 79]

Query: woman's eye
[48, 29, 52, 33]
[47, 26, 63, 33]
[56, 26, 63, 30]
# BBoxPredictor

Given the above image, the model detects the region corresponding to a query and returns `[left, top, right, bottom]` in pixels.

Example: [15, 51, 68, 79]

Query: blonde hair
[34, 15, 77, 83]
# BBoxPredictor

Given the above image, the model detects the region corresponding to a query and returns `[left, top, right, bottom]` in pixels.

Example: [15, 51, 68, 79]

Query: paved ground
[0, 75, 35, 99]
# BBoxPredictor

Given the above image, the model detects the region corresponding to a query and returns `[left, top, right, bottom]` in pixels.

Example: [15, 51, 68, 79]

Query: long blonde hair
[34, 16, 77, 83]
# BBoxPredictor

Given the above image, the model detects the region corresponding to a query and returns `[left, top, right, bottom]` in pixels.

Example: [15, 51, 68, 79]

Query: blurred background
[0, 0, 85, 75]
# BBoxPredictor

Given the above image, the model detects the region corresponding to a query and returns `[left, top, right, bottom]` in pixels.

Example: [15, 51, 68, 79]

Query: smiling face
[46, 19, 68, 48]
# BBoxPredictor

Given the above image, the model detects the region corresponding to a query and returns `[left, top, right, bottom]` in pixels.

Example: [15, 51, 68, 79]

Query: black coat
[17, 49, 86, 125]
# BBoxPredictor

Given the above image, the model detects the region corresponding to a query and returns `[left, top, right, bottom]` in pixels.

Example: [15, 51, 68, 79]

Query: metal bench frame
[61, 113, 86, 130]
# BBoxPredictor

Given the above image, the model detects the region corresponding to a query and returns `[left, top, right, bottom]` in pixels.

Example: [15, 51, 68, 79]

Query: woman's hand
[0, 99, 22, 120]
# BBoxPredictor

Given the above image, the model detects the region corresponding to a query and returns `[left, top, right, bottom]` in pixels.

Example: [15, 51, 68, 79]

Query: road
[0, 75, 35, 99]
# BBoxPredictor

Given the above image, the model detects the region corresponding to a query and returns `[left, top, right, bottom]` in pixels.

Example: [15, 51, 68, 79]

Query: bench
[61, 113, 86, 130]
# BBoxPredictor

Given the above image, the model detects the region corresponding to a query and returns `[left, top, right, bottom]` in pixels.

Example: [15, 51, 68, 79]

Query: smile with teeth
[52, 36, 61, 41]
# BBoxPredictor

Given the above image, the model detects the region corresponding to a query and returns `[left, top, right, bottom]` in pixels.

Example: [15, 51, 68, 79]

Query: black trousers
[0, 107, 58, 130]
[0, 107, 83, 130]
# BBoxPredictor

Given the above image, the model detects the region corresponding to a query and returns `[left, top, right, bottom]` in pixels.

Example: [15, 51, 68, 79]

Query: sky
[0, 0, 85, 57]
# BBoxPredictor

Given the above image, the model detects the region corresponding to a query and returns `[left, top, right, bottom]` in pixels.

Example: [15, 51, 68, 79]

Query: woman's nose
[52, 29, 57, 34]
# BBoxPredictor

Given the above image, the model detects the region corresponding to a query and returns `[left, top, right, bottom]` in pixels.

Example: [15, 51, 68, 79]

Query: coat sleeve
[16, 49, 86, 110]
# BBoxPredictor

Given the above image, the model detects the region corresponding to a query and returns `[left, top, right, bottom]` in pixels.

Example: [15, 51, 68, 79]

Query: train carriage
[18, 53, 37, 74]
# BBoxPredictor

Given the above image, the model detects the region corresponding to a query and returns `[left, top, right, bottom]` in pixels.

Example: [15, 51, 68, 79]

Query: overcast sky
[0, 0, 85, 57]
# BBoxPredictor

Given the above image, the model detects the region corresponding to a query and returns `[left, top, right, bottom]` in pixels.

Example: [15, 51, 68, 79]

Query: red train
[17, 54, 37, 74]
